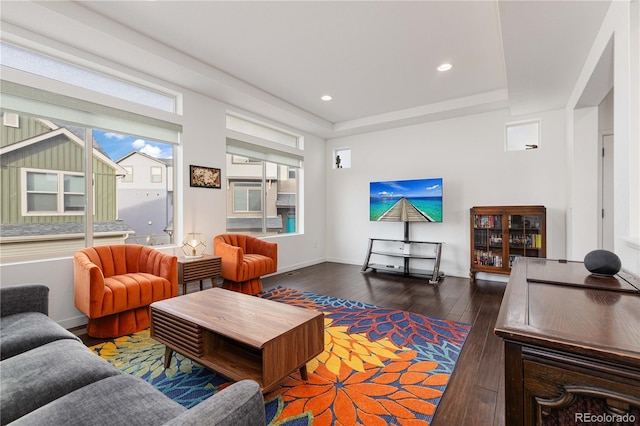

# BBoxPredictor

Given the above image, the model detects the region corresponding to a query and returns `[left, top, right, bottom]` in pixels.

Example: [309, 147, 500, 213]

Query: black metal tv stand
[361, 222, 444, 284]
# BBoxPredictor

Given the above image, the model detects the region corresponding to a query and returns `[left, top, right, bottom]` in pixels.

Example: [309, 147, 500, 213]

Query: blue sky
[93, 130, 173, 161]
[370, 178, 442, 198]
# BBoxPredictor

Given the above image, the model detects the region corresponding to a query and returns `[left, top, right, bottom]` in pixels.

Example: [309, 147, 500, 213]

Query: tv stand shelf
[362, 238, 443, 284]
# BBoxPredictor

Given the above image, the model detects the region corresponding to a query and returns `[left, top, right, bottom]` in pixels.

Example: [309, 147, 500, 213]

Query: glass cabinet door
[508, 214, 544, 267]
[473, 214, 504, 268]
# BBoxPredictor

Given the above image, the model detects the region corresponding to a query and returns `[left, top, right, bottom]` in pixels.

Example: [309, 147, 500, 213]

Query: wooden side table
[177, 254, 222, 295]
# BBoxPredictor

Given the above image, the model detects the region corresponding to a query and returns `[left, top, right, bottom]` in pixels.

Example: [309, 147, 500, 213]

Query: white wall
[566, 0, 640, 275]
[570, 107, 600, 255]
[326, 108, 567, 279]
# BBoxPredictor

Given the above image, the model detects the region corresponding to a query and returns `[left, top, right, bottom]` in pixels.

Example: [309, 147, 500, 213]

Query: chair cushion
[0, 339, 121, 424]
[0, 312, 80, 360]
[240, 254, 277, 281]
[100, 273, 173, 317]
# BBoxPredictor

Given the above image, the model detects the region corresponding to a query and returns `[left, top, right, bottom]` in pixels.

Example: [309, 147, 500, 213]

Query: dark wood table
[177, 254, 221, 294]
[494, 257, 640, 425]
[150, 287, 324, 392]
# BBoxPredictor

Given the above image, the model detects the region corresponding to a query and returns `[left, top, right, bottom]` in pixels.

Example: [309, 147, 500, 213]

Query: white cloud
[130, 138, 170, 159]
[426, 184, 441, 191]
[139, 144, 162, 158]
[132, 139, 146, 149]
[104, 132, 126, 140]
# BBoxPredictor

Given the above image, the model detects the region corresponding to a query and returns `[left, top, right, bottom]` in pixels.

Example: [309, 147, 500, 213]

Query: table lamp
[182, 232, 205, 258]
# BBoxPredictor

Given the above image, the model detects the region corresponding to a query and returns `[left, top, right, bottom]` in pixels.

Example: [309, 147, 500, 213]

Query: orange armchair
[74, 244, 177, 338]
[214, 234, 277, 295]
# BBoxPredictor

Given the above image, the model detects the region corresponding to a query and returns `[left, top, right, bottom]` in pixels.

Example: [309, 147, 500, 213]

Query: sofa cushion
[0, 339, 121, 424]
[164, 380, 265, 426]
[0, 312, 80, 360]
[10, 375, 186, 426]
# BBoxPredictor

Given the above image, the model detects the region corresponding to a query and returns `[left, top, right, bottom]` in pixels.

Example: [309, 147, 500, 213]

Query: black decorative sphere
[584, 250, 621, 276]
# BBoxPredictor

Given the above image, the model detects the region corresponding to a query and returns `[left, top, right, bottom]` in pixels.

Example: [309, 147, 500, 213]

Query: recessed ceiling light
[321, 95, 333, 101]
[437, 63, 453, 72]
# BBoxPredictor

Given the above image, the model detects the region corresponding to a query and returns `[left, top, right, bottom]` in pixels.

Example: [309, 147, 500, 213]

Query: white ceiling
[0, 1, 612, 138]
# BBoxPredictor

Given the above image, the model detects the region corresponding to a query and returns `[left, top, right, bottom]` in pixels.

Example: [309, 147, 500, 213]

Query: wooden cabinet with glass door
[470, 205, 546, 282]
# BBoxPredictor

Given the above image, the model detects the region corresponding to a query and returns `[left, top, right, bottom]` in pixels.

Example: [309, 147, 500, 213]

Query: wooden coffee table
[150, 287, 324, 392]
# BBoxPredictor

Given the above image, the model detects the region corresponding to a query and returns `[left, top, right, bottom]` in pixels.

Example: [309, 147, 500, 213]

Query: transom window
[1, 42, 177, 113]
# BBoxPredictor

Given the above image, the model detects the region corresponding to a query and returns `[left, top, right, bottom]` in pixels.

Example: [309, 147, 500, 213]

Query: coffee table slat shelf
[150, 288, 324, 392]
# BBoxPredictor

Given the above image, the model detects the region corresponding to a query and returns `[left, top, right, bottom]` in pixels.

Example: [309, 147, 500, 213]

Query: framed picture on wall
[189, 165, 221, 188]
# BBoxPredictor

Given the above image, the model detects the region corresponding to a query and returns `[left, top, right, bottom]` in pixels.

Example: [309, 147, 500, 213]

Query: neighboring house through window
[225, 114, 303, 236]
[114, 150, 174, 246]
[0, 42, 182, 263]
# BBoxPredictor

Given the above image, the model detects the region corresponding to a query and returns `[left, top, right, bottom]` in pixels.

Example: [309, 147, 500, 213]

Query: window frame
[0, 42, 183, 264]
[232, 181, 263, 213]
[122, 166, 133, 182]
[150, 165, 163, 183]
[225, 114, 303, 236]
[21, 168, 86, 216]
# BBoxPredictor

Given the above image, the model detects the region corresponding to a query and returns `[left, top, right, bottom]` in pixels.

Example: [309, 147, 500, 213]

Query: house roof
[0, 118, 128, 175]
[276, 193, 296, 208]
[226, 216, 283, 231]
[0, 220, 135, 241]
[116, 150, 173, 166]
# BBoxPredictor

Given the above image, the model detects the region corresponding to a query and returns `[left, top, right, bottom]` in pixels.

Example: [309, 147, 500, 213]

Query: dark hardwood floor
[261, 262, 507, 426]
[78, 261, 507, 426]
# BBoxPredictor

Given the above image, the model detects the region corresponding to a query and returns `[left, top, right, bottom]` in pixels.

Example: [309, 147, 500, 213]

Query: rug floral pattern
[90, 286, 470, 426]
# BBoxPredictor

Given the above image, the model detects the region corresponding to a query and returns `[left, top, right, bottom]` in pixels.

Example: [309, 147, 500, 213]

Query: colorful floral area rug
[89, 286, 470, 425]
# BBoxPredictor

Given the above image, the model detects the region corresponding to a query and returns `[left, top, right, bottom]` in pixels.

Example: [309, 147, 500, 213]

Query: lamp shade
[182, 233, 206, 258]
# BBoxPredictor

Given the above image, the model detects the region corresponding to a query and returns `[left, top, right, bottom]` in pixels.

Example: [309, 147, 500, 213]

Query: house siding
[1, 116, 117, 224]
[1, 115, 50, 147]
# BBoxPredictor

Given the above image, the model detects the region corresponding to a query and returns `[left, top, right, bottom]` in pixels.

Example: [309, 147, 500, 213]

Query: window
[150, 166, 162, 183]
[334, 148, 351, 169]
[122, 166, 133, 182]
[22, 169, 85, 215]
[225, 114, 303, 236]
[233, 182, 262, 213]
[1, 40, 182, 263]
[26, 171, 60, 213]
[506, 120, 540, 151]
[64, 174, 85, 211]
[226, 114, 299, 148]
[1, 42, 177, 113]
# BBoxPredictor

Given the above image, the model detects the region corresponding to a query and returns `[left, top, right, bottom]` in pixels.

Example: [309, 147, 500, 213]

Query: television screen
[370, 178, 443, 222]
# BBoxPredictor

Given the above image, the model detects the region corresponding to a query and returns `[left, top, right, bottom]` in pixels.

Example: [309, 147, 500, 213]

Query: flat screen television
[370, 178, 443, 222]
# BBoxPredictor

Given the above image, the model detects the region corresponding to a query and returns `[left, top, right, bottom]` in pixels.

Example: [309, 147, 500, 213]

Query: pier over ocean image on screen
[370, 178, 443, 222]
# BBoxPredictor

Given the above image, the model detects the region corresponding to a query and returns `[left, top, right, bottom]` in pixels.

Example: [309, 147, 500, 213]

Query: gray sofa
[0, 284, 266, 426]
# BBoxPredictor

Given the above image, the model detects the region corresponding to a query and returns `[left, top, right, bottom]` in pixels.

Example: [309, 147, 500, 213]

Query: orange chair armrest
[73, 253, 105, 317]
[214, 238, 243, 281]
